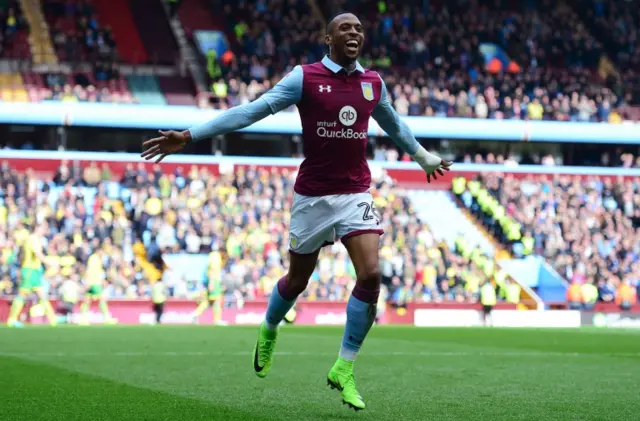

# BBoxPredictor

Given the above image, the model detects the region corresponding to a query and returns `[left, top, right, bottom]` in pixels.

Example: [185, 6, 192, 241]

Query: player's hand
[426, 160, 453, 183]
[141, 130, 191, 163]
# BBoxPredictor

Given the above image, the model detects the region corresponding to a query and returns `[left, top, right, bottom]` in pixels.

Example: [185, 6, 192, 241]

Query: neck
[330, 53, 356, 71]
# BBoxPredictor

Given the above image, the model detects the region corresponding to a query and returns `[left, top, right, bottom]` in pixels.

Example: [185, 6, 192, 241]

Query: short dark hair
[326, 11, 353, 32]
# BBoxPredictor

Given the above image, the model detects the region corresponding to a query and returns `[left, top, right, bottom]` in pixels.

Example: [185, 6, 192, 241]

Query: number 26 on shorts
[358, 201, 379, 222]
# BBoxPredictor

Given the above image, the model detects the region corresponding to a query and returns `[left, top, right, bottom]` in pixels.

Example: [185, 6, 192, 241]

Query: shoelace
[259, 339, 276, 364]
[342, 372, 359, 397]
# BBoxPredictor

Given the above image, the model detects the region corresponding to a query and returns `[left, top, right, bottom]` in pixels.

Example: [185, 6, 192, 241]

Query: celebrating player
[7, 223, 58, 327]
[141, 12, 451, 411]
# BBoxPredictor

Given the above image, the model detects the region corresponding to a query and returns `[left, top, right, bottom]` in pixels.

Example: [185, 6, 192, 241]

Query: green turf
[1, 326, 639, 421]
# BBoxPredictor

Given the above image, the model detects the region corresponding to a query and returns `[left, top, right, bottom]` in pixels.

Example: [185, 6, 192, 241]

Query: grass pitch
[1, 325, 639, 421]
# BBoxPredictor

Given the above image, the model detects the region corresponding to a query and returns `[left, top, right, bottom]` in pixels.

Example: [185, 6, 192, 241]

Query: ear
[324, 34, 332, 48]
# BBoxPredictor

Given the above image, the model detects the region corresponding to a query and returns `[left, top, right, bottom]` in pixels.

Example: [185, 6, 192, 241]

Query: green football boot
[252, 323, 278, 378]
[327, 357, 366, 411]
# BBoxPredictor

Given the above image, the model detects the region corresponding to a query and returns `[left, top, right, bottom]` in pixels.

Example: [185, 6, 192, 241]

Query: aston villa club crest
[361, 82, 374, 101]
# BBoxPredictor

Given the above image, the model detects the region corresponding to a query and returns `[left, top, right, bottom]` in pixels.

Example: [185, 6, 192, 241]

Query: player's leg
[191, 292, 210, 323]
[7, 293, 27, 326]
[263, 250, 320, 329]
[80, 285, 95, 324]
[33, 286, 58, 327]
[329, 193, 384, 410]
[484, 305, 493, 326]
[153, 302, 164, 324]
[254, 193, 334, 378]
[327, 233, 380, 411]
[97, 290, 114, 323]
[58, 301, 74, 324]
[254, 249, 320, 378]
[211, 296, 227, 325]
[7, 270, 31, 326]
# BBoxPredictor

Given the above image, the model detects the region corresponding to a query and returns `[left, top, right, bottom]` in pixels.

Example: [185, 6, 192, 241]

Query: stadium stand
[128, 0, 180, 65]
[0, 0, 30, 60]
[177, 0, 220, 38]
[0, 72, 28, 102]
[0, 0, 639, 310]
[0, 0, 636, 120]
[190, 0, 633, 121]
[92, 0, 148, 64]
[453, 173, 640, 307]
[127, 74, 167, 106]
[42, 0, 116, 62]
[0, 160, 514, 305]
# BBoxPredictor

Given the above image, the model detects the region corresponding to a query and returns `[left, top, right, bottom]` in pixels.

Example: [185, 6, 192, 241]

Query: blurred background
[0, 0, 638, 326]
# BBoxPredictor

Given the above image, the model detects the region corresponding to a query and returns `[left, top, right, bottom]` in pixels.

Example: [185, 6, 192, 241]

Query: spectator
[0, 161, 513, 305]
[459, 172, 640, 306]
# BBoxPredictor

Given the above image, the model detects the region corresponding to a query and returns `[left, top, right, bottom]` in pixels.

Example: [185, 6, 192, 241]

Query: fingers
[141, 144, 160, 156]
[441, 160, 453, 168]
[140, 144, 161, 160]
[155, 153, 168, 164]
[427, 166, 451, 183]
[142, 136, 163, 149]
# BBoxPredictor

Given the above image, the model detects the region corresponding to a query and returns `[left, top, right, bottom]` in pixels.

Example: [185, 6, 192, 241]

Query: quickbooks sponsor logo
[316, 127, 367, 139]
[338, 105, 357, 126]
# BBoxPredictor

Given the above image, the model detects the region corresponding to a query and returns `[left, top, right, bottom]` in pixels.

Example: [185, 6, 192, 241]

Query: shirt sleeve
[188, 66, 303, 142]
[261, 65, 303, 113]
[371, 75, 420, 155]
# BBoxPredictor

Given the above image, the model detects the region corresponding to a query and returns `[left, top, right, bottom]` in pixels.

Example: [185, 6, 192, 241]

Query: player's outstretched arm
[371, 77, 452, 183]
[141, 66, 304, 163]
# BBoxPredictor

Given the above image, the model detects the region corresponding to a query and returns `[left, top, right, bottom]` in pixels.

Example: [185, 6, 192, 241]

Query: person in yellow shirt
[80, 248, 116, 324]
[480, 279, 497, 327]
[7, 223, 58, 327]
[191, 249, 227, 325]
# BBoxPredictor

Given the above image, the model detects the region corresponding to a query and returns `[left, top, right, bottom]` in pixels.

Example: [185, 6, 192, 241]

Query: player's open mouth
[345, 40, 359, 54]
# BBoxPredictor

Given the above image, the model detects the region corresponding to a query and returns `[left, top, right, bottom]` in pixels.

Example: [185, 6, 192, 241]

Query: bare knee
[352, 267, 382, 304]
[283, 274, 309, 297]
[357, 267, 381, 289]
[281, 250, 319, 299]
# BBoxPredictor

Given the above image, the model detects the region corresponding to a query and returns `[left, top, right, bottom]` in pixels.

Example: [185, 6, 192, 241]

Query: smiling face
[325, 13, 364, 66]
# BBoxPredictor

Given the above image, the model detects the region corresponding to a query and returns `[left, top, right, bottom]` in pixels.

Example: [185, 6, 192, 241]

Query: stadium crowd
[44, 0, 117, 62]
[202, 0, 636, 122]
[0, 0, 25, 58]
[0, 160, 506, 306]
[1, 0, 636, 120]
[456, 173, 640, 307]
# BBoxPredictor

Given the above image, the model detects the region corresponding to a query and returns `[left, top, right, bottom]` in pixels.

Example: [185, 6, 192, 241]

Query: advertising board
[414, 309, 581, 328]
[581, 312, 640, 328]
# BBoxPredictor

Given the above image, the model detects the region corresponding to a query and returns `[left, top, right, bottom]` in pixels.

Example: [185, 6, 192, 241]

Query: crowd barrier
[580, 312, 640, 328]
[1, 102, 639, 143]
[4, 150, 640, 192]
[2, 299, 638, 328]
[0, 299, 368, 326]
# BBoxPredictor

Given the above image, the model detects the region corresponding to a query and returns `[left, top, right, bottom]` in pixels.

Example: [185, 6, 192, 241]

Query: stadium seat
[127, 75, 167, 106]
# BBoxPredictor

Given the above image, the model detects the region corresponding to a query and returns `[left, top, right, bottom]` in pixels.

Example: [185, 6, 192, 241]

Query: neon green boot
[252, 323, 278, 378]
[327, 357, 366, 411]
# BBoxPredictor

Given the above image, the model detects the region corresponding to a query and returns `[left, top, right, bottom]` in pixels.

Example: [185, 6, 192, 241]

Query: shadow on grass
[0, 356, 283, 421]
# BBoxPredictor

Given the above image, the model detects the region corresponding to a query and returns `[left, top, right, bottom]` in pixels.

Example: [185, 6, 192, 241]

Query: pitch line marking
[1, 351, 638, 358]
